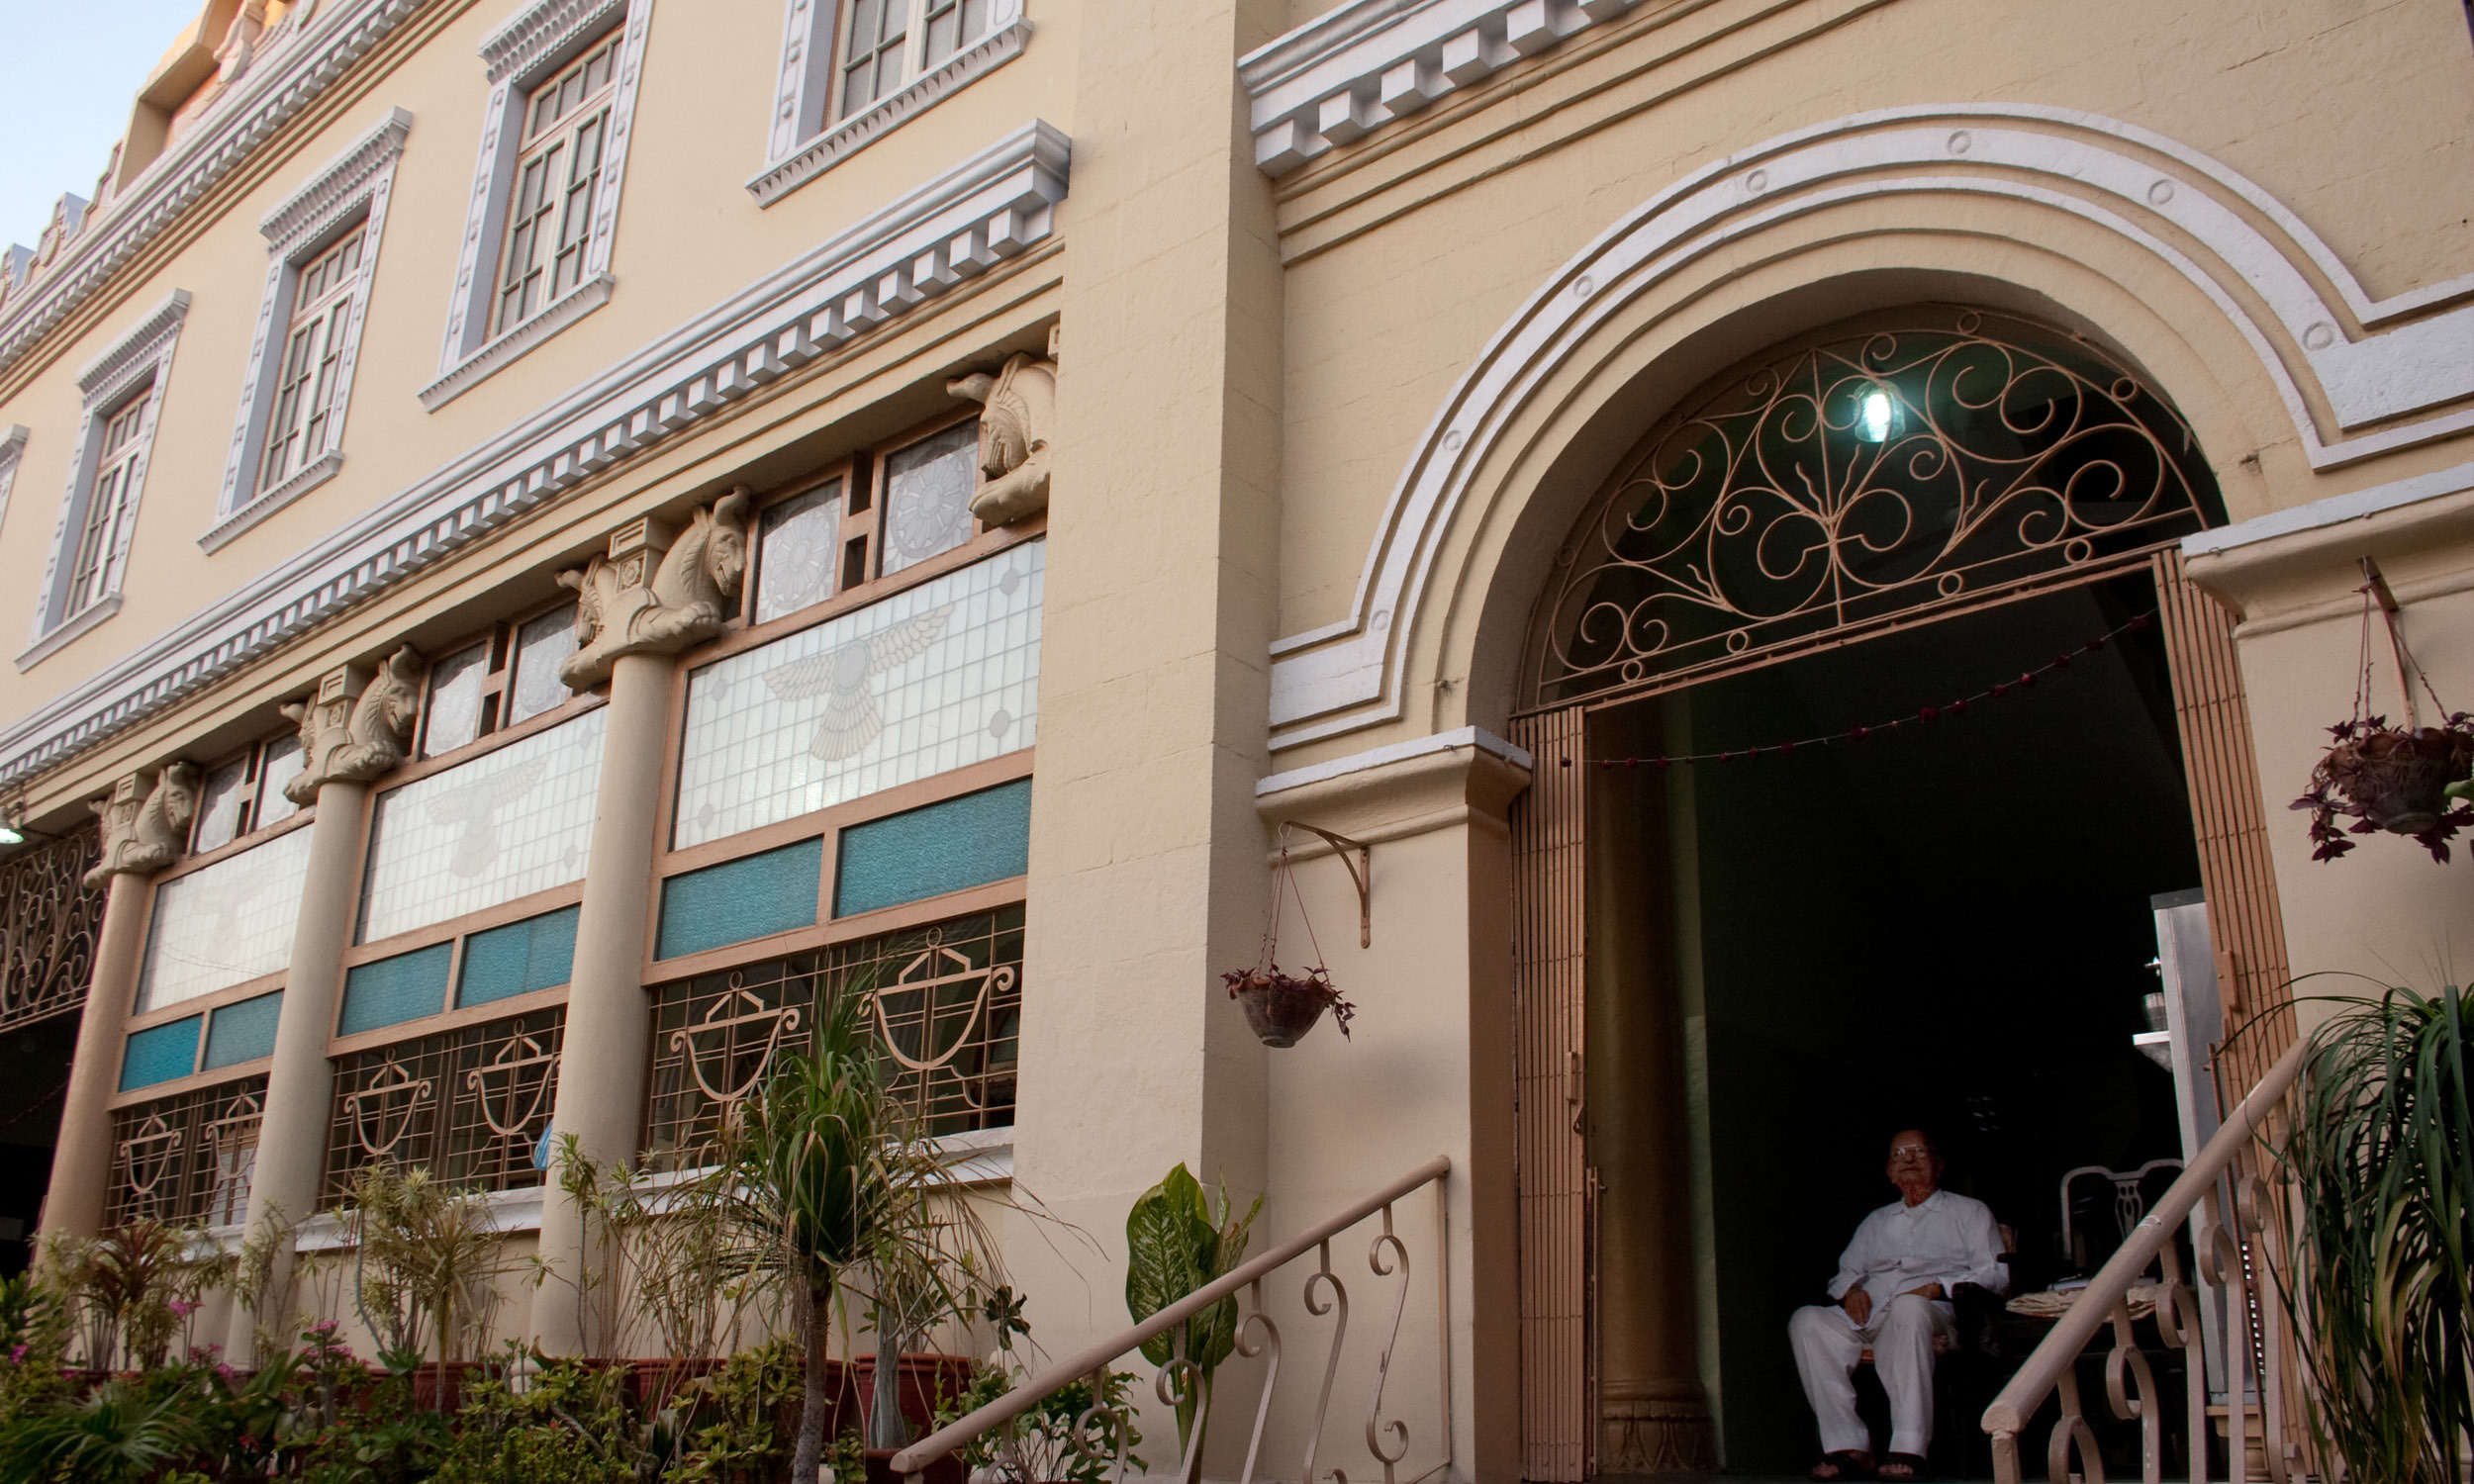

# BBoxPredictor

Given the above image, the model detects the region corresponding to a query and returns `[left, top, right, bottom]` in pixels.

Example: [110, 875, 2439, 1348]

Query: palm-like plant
[2275, 983, 2473, 1483]
[0, 1380, 208, 1484]
[728, 991, 985, 1483]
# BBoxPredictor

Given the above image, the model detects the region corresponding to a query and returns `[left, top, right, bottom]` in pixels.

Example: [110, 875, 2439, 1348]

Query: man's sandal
[1810, 1450, 1874, 1480]
[1877, 1451, 1929, 1481]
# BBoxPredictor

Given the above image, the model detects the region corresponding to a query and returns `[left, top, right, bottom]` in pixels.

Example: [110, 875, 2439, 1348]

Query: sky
[0, 0, 213, 254]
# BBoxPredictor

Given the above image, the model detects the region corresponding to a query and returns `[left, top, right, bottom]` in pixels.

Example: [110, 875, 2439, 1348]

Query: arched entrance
[1504, 306, 2294, 1478]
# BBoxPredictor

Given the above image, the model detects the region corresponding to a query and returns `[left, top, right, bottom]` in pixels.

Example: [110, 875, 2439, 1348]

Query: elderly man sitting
[1791, 1129, 2008, 1481]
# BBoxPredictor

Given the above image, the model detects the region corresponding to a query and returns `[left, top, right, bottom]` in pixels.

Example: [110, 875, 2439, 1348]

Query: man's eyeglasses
[1888, 1145, 1933, 1159]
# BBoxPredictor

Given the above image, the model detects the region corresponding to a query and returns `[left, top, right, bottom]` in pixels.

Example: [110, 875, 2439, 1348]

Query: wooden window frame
[257, 226, 367, 495]
[492, 34, 622, 339]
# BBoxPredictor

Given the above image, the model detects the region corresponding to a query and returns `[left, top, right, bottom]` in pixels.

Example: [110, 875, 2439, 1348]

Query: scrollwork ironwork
[105, 1076, 266, 1228]
[1530, 308, 2220, 707]
[0, 825, 103, 1034]
[325, 1008, 563, 1196]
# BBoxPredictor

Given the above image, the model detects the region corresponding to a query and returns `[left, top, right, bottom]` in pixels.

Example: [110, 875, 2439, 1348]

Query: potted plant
[2294, 574, 2474, 863]
[1221, 832, 1358, 1048]
[1122, 1163, 1261, 1463]
[334, 1160, 511, 1413]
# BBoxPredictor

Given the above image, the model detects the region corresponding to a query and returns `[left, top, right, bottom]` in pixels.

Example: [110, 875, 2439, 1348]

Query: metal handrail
[1981, 1036, 2308, 1479]
[892, 1154, 1452, 1477]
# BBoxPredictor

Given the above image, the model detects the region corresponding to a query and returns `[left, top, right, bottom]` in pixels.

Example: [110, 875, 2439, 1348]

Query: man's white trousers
[1788, 1294, 1954, 1458]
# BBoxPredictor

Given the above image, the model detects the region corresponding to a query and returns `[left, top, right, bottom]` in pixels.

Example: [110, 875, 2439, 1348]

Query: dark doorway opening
[1591, 569, 2200, 1477]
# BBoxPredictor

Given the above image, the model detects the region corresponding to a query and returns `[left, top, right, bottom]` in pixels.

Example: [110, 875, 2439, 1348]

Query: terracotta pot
[861, 1447, 967, 1484]
[2328, 726, 2472, 833]
[848, 1351, 976, 1435]
[1232, 975, 1334, 1047]
[408, 1359, 486, 1412]
[621, 1354, 730, 1412]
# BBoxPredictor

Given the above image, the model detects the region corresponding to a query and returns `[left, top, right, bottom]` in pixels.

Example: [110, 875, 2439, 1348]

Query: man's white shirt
[1825, 1188, 2010, 1308]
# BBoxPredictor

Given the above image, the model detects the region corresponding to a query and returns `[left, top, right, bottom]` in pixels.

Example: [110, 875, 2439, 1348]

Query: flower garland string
[1557, 609, 2157, 770]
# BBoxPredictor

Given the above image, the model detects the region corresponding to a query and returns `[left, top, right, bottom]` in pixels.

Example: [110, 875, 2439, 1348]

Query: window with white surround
[751, 0, 1027, 207]
[21, 290, 188, 669]
[0, 426, 28, 536]
[426, 0, 655, 411]
[210, 110, 410, 551]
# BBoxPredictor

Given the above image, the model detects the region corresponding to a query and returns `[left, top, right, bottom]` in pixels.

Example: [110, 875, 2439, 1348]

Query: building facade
[1, 0, 2469, 1477]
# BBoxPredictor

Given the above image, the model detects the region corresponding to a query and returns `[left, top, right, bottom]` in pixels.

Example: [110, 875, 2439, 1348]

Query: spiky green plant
[0, 1379, 208, 1484]
[2274, 983, 2473, 1483]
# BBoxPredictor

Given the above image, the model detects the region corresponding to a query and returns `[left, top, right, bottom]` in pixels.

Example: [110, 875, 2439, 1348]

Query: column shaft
[227, 779, 368, 1355]
[38, 872, 156, 1243]
[532, 649, 671, 1356]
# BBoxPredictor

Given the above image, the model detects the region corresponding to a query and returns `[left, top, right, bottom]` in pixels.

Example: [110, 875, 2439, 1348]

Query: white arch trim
[1265, 102, 2474, 750]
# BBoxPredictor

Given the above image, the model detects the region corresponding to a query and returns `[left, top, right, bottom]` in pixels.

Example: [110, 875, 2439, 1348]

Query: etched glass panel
[674, 541, 1041, 850]
[834, 779, 1031, 917]
[190, 759, 250, 855]
[139, 825, 315, 1012]
[880, 420, 978, 576]
[255, 733, 305, 823]
[121, 1016, 202, 1091]
[507, 605, 578, 724]
[359, 708, 606, 943]
[204, 991, 284, 1070]
[755, 483, 842, 623]
[422, 643, 490, 758]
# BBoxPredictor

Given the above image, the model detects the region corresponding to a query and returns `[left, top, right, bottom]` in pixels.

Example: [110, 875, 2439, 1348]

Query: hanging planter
[1221, 825, 1360, 1048]
[2293, 563, 2474, 863]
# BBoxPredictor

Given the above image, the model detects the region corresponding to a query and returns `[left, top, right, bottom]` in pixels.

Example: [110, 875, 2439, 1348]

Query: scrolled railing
[1981, 1038, 2309, 1484]
[892, 1156, 1452, 1484]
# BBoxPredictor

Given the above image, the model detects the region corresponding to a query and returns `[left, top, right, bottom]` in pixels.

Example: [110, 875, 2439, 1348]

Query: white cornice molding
[15, 595, 121, 673]
[1240, 0, 1649, 174]
[201, 451, 344, 553]
[1255, 725, 1532, 797]
[419, 273, 615, 410]
[480, 0, 624, 84]
[0, 120, 1071, 789]
[258, 108, 414, 251]
[1263, 102, 2474, 751]
[0, 0, 427, 382]
[75, 291, 191, 399]
[2182, 460, 2474, 558]
[748, 20, 1031, 208]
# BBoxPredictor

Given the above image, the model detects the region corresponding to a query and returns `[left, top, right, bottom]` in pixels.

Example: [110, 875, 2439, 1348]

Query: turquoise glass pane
[338, 943, 453, 1036]
[658, 837, 823, 960]
[833, 779, 1031, 918]
[120, 1016, 203, 1091]
[203, 991, 284, 1069]
[459, 906, 580, 1007]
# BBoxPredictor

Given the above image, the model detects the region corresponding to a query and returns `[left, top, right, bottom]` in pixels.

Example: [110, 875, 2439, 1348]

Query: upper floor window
[751, 0, 1025, 205]
[260, 227, 364, 493]
[494, 36, 619, 338]
[840, 0, 996, 117]
[416, 599, 582, 761]
[70, 392, 150, 618]
[189, 726, 311, 857]
[209, 110, 411, 549]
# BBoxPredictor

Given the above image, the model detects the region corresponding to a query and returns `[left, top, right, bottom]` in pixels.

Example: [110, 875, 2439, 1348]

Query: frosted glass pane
[121, 1016, 202, 1091]
[656, 837, 822, 960]
[359, 708, 606, 943]
[204, 991, 283, 1069]
[459, 905, 579, 1007]
[339, 943, 452, 1035]
[255, 733, 305, 823]
[675, 541, 1041, 850]
[881, 420, 978, 576]
[833, 779, 1031, 917]
[190, 759, 249, 855]
[422, 643, 490, 757]
[139, 826, 315, 1012]
[507, 605, 579, 724]
[755, 484, 841, 623]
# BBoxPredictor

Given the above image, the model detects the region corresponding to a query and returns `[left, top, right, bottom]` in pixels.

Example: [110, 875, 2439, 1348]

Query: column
[39, 766, 201, 1243]
[228, 650, 423, 1356]
[531, 493, 747, 1357]
[1585, 705, 1716, 1472]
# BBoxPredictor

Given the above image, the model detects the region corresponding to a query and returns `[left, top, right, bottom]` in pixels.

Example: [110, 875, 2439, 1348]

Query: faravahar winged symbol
[424, 759, 549, 879]
[761, 606, 952, 761]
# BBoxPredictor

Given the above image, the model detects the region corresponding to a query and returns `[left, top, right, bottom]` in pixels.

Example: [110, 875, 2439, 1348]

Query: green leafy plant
[1123, 1163, 1260, 1456]
[935, 1358, 1145, 1484]
[42, 1220, 227, 1370]
[2272, 983, 2474, 1482]
[338, 1161, 512, 1383]
[0, 1378, 209, 1484]
[668, 1338, 803, 1484]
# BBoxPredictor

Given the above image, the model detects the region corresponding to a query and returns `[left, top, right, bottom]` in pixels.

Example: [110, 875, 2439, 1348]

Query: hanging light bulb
[1857, 386, 1896, 443]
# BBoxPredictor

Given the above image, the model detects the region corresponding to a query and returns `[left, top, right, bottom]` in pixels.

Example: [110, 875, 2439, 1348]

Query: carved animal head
[701, 488, 752, 596]
[151, 762, 201, 836]
[359, 647, 425, 744]
[950, 354, 1054, 480]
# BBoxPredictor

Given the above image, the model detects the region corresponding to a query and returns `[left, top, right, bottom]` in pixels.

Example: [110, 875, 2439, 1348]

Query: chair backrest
[2057, 1159, 2183, 1266]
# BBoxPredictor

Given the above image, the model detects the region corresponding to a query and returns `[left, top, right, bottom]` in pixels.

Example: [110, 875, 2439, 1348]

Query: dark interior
[1594, 571, 2200, 1476]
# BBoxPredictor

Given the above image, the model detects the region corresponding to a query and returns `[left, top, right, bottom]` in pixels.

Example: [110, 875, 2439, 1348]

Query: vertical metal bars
[1509, 707, 1591, 1482]
[2151, 549, 2297, 1096]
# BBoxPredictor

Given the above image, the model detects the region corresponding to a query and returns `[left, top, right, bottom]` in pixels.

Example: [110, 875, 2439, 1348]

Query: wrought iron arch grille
[1528, 309, 2222, 708]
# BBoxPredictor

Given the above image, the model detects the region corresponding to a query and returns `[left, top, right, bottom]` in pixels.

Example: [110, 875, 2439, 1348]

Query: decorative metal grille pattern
[0, 826, 103, 1033]
[1530, 309, 2219, 707]
[324, 1008, 564, 1198]
[644, 905, 1022, 1167]
[105, 1075, 266, 1229]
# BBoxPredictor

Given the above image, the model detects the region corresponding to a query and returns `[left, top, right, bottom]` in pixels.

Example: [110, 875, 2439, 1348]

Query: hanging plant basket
[1220, 826, 1359, 1048]
[2293, 567, 2474, 864]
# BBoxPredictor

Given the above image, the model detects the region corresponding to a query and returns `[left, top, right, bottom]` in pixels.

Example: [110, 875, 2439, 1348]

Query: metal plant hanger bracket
[1279, 821, 1372, 949]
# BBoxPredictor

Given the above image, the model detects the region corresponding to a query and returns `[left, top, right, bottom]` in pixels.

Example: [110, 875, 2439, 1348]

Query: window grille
[0, 825, 102, 1034]
[68, 392, 150, 616]
[493, 34, 620, 336]
[644, 905, 1022, 1168]
[258, 226, 366, 493]
[105, 1075, 266, 1229]
[324, 1007, 564, 1198]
